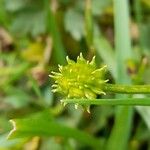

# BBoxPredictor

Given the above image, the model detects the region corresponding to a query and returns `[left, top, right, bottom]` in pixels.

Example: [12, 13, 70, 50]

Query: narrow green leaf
[8, 110, 101, 149]
[44, 0, 66, 64]
[106, 0, 133, 150]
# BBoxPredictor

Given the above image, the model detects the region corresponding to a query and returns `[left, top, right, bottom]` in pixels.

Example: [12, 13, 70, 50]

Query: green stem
[104, 84, 150, 94]
[62, 98, 150, 106]
[107, 0, 133, 149]
[44, 0, 66, 64]
[85, 0, 94, 49]
[133, 0, 144, 51]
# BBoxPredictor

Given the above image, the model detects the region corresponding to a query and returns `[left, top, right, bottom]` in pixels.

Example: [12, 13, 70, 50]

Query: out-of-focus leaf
[0, 62, 30, 86]
[4, 88, 30, 108]
[141, 21, 150, 51]
[0, 0, 9, 27]
[134, 94, 150, 129]
[0, 117, 11, 134]
[142, 0, 150, 8]
[5, 0, 46, 36]
[90, 106, 114, 133]
[8, 110, 101, 149]
[29, 76, 42, 99]
[133, 122, 150, 141]
[40, 138, 76, 150]
[66, 105, 83, 127]
[22, 42, 44, 63]
[5, 0, 27, 12]
[11, 11, 46, 37]
[64, 9, 85, 41]
[0, 134, 25, 150]
[136, 106, 150, 129]
[76, 0, 112, 16]
[43, 86, 54, 106]
[94, 34, 117, 79]
[92, 0, 112, 16]
[40, 138, 63, 150]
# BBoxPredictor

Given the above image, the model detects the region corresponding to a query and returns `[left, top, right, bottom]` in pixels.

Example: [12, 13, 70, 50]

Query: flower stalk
[50, 54, 150, 112]
[61, 98, 150, 106]
[103, 84, 150, 94]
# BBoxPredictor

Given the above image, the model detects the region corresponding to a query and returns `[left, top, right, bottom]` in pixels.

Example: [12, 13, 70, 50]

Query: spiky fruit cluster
[50, 53, 108, 101]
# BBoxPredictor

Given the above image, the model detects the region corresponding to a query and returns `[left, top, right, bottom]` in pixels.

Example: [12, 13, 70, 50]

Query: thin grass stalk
[106, 0, 134, 150]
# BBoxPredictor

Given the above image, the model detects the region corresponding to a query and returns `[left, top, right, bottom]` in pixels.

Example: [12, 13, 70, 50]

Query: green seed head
[49, 53, 108, 112]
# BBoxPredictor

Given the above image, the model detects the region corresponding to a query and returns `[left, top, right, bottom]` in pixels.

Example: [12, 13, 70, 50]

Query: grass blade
[44, 0, 66, 64]
[106, 0, 134, 150]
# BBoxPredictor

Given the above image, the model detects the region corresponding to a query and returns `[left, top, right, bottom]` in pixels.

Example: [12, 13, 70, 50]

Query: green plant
[50, 54, 150, 113]
[0, 0, 150, 149]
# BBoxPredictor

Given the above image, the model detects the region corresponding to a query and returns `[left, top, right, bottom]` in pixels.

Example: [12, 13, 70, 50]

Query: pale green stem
[104, 84, 150, 94]
[62, 98, 150, 106]
[85, 0, 93, 48]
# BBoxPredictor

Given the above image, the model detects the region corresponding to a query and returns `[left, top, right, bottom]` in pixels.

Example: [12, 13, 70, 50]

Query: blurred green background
[0, 0, 150, 150]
